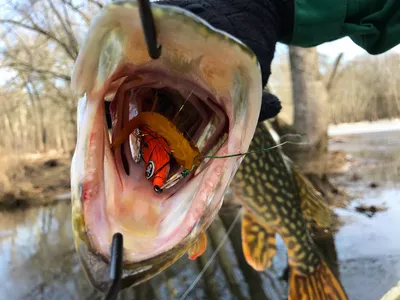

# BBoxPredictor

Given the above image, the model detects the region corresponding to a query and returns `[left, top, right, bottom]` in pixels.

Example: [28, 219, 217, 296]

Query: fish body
[231, 122, 348, 299]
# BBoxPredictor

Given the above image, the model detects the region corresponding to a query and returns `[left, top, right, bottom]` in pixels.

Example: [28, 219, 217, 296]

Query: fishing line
[181, 136, 311, 177]
[280, 133, 311, 145]
[179, 208, 243, 300]
[159, 134, 310, 190]
[172, 86, 196, 123]
[172, 76, 200, 123]
[150, 89, 159, 112]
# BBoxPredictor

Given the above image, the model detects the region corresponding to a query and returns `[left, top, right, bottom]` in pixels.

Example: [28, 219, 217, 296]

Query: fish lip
[76, 66, 238, 264]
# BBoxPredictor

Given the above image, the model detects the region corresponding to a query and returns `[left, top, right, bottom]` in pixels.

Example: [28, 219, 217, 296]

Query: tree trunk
[286, 46, 329, 175]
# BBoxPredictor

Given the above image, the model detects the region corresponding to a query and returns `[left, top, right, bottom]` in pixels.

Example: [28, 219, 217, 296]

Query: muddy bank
[0, 155, 71, 210]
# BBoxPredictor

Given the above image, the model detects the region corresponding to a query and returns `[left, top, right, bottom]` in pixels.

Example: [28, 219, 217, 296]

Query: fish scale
[231, 122, 348, 299]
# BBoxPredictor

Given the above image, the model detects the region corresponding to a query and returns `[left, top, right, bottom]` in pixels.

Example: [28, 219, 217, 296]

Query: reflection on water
[0, 203, 96, 300]
[336, 188, 400, 300]
[0, 128, 399, 300]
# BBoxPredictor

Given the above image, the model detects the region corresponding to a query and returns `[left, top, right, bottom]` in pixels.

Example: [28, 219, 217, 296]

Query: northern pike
[70, 1, 348, 299]
[231, 122, 348, 299]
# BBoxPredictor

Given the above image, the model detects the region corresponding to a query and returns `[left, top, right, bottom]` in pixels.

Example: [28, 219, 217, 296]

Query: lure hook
[158, 168, 192, 192]
[137, 0, 162, 59]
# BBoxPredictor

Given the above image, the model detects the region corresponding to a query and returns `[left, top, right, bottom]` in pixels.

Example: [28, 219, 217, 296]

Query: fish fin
[292, 166, 332, 229]
[187, 232, 207, 260]
[289, 260, 348, 300]
[241, 209, 276, 271]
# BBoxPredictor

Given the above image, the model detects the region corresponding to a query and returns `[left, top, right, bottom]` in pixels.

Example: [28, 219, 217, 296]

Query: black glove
[155, 0, 293, 121]
[259, 91, 281, 122]
[155, 0, 294, 87]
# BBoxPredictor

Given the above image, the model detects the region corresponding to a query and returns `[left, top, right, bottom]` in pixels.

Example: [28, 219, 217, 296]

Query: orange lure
[140, 126, 172, 193]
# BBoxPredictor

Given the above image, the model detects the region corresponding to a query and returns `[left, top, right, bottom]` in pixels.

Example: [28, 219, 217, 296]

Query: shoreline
[329, 118, 400, 136]
[2, 118, 399, 211]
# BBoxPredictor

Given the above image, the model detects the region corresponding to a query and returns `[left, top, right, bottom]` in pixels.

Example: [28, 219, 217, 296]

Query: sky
[316, 37, 400, 61]
[275, 36, 400, 63]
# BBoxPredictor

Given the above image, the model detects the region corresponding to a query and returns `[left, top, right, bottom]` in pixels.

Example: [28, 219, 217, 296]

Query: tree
[329, 53, 400, 123]
[0, 0, 104, 154]
[271, 46, 344, 203]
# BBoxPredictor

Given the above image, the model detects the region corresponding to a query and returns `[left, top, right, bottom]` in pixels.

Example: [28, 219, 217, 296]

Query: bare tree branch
[61, 0, 90, 24]
[0, 18, 77, 60]
[88, 0, 103, 9]
[325, 52, 343, 91]
[1, 63, 71, 81]
[0, 0, 96, 153]
[46, 0, 79, 56]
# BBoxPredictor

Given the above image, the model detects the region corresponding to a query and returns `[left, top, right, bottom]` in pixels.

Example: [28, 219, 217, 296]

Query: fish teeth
[129, 128, 142, 163]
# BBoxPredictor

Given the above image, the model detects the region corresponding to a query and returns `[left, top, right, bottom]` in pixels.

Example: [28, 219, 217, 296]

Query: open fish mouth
[70, 0, 262, 289]
[96, 70, 231, 260]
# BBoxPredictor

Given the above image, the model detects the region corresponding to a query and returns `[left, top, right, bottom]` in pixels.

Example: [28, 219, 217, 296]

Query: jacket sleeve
[286, 0, 400, 55]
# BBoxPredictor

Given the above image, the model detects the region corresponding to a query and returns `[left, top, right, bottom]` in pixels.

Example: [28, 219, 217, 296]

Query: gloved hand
[155, 0, 293, 121]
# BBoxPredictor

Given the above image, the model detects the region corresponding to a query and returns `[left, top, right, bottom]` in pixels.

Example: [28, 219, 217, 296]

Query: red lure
[140, 126, 172, 193]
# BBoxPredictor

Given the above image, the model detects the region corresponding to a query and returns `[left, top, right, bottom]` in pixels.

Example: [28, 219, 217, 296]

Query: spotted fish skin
[231, 122, 348, 299]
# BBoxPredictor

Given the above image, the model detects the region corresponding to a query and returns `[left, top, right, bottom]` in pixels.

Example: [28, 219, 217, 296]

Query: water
[0, 128, 399, 299]
[0, 203, 96, 299]
[336, 188, 400, 300]
[331, 129, 400, 300]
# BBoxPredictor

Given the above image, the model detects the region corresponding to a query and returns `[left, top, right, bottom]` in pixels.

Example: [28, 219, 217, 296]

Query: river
[331, 128, 400, 300]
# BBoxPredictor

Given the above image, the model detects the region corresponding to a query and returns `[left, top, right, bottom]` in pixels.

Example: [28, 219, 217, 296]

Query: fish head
[70, 0, 262, 291]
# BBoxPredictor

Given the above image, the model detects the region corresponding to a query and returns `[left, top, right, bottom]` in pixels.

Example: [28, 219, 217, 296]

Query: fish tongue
[117, 194, 162, 238]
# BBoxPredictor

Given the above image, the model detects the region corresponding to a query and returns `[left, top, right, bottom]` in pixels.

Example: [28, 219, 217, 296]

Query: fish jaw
[70, 0, 262, 289]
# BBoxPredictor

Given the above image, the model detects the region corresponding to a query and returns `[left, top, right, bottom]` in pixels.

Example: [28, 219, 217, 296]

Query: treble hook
[137, 0, 162, 59]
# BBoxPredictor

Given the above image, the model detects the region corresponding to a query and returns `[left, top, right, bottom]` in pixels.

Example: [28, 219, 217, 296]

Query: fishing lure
[111, 112, 201, 193]
[112, 112, 202, 193]
[140, 126, 172, 193]
[112, 112, 201, 170]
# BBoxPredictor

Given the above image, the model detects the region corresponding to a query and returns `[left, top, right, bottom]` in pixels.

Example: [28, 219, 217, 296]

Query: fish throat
[108, 72, 229, 194]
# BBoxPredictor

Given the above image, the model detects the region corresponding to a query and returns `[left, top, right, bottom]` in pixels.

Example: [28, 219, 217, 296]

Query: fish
[230, 121, 348, 300]
[69, 1, 347, 298]
[70, 0, 261, 291]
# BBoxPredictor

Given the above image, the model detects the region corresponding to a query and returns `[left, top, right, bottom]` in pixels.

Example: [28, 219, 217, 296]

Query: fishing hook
[102, 232, 124, 300]
[137, 0, 162, 59]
